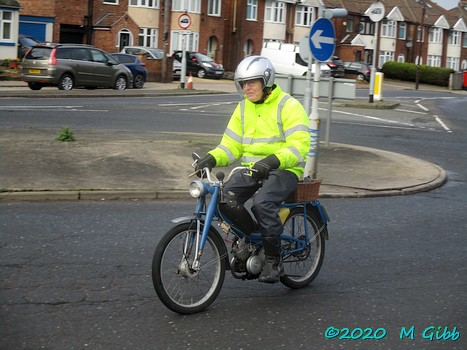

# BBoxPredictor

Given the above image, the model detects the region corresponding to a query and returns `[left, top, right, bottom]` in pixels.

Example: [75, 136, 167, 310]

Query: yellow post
[374, 72, 384, 101]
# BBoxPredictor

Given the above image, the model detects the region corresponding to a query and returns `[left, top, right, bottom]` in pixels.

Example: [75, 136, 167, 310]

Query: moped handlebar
[189, 165, 257, 184]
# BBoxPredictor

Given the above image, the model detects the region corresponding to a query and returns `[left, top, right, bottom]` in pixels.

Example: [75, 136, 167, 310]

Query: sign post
[178, 13, 192, 89]
[366, 1, 385, 103]
[304, 17, 336, 180]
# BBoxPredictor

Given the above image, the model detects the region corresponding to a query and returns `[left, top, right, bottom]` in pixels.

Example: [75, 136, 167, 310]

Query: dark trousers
[223, 170, 298, 238]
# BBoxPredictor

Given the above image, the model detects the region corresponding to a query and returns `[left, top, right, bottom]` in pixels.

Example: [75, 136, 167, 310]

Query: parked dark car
[21, 43, 132, 90]
[172, 51, 224, 79]
[326, 56, 345, 78]
[111, 53, 148, 89]
[343, 61, 372, 81]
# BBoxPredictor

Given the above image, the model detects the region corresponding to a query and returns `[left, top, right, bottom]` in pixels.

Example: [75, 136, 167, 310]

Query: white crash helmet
[234, 56, 276, 97]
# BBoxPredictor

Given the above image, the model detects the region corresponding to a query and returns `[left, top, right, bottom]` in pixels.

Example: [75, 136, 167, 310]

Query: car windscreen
[194, 53, 213, 62]
[25, 47, 52, 60]
[19, 37, 38, 46]
[148, 49, 163, 59]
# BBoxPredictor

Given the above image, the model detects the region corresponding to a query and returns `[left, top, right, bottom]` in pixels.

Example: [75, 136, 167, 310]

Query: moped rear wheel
[152, 222, 226, 314]
[280, 207, 326, 289]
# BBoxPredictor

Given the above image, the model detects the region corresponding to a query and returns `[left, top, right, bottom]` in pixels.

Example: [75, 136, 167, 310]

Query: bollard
[187, 73, 193, 89]
[374, 72, 383, 101]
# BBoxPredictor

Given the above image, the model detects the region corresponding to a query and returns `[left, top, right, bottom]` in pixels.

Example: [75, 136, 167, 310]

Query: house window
[447, 30, 461, 46]
[462, 60, 467, 70]
[295, 5, 313, 26]
[381, 20, 396, 38]
[246, 0, 257, 20]
[265, 0, 285, 23]
[464, 33, 467, 47]
[139, 28, 158, 47]
[428, 27, 442, 43]
[244, 39, 254, 57]
[379, 50, 394, 67]
[427, 55, 441, 67]
[0, 10, 13, 40]
[103, 0, 118, 4]
[358, 17, 375, 35]
[446, 57, 459, 71]
[208, 0, 221, 16]
[171, 30, 199, 52]
[129, 0, 159, 8]
[398, 22, 406, 39]
[346, 17, 354, 33]
[417, 25, 425, 42]
[397, 54, 405, 63]
[172, 0, 200, 13]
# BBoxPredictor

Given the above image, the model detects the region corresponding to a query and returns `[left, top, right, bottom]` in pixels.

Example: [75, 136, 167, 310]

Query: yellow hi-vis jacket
[208, 84, 310, 179]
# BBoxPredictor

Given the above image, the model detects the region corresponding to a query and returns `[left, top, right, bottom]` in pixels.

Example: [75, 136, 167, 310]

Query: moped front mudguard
[170, 216, 231, 270]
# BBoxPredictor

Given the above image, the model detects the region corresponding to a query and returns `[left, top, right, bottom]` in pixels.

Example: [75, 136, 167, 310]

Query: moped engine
[230, 238, 264, 279]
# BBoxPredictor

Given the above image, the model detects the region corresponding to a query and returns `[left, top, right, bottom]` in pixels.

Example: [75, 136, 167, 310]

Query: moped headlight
[189, 180, 206, 198]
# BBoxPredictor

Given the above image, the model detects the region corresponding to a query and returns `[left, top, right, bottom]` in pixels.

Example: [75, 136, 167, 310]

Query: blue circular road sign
[309, 18, 336, 62]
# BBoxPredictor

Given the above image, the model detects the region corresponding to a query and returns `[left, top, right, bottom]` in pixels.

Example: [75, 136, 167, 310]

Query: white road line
[0, 105, 83, 109]
[322, 108, 416, 127]
[416, 103, 429, 111]
[434, 115, 452, 132]
[395, 108, 427, 115]
[159, 101, 236, 107]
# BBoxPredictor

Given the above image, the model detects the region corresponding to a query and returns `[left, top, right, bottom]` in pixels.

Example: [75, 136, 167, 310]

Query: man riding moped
[196, 56, 310, 283]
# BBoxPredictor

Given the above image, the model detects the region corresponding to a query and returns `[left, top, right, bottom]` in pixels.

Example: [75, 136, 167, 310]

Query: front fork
[186, 186, 221, 271]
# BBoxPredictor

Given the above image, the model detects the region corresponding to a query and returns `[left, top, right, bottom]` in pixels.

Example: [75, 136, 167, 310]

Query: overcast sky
[431, 0, 459, 10]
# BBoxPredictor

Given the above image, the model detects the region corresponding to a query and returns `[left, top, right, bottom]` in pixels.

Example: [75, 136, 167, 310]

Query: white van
[260, 42, 330, 77]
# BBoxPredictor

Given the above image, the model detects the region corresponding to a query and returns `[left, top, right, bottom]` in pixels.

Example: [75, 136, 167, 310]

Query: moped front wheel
[280, 207, 326, 289]
[152, 222, 227, 314]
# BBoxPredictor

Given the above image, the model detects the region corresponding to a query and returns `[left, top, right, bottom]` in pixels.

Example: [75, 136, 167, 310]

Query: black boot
[259, 256, 283, 283]
[259, 236, 283, 283]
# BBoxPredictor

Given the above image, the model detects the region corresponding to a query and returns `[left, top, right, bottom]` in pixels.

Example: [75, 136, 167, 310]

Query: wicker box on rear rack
[285, 178, 321, 203]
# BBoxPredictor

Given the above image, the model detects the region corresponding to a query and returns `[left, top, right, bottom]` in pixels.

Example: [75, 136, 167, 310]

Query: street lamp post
[415, 0, 426, 90]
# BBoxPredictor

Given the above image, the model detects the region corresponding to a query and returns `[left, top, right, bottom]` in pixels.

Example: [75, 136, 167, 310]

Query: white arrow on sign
[311, 29, 334, 49]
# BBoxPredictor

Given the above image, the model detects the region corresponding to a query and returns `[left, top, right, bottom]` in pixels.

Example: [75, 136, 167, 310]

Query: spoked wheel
[280, 206, 326, 289]
[152, 222, 227, 314]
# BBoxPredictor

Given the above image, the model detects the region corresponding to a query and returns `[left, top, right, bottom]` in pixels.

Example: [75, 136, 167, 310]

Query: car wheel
[58, 74, 74, 90]
[133, 74, 145, 89]
[28, 82, 42, 90]
[197, 69, 206, 78]
[114, 75, 128, 90]
[357, 73, 365, 81]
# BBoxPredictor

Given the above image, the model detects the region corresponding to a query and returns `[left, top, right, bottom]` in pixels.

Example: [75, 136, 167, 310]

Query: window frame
[295, 5, 314, 26]
[138, 28, 158, 47]
[129, 0, 159, 8]
[246, 0, 258, 21]
[381, 20, 396, 38]
[172, 0, 201, 13]
[398, 22, 406, 40]
[265, 0, 286, 24]
[446, 56, 459, 70]
[208, 0, 221, 16]
[427, 54, 441, 67]
[428, 27, 442, 44]
[0, 10, 13, 41]
[447, 30, 461, 46]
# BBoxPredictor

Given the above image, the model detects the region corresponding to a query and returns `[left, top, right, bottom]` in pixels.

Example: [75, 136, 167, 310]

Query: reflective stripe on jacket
[209, 84, 310, 179]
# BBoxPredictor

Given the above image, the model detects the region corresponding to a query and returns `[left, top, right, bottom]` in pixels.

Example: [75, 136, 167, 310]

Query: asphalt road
[1, 86, 466, 349]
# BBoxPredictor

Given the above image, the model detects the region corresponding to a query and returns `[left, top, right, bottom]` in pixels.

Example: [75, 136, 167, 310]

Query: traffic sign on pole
[178, 13, 192, 29]
[309, 18, 335, 62]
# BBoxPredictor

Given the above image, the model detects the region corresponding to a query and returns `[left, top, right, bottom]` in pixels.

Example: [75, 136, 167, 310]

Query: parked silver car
[21, 43, 132, 90]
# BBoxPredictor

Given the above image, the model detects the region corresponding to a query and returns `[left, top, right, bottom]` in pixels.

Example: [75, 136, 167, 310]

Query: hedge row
[381, 61, 454, 87]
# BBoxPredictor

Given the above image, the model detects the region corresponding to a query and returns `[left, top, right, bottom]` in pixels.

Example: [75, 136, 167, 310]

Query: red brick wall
[19, 0, 55, 17]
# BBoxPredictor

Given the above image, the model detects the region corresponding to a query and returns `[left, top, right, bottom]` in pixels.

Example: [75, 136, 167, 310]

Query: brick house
[12, 0, 467, 73]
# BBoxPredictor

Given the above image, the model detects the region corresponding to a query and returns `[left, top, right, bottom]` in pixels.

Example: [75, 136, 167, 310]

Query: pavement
[0, 77, 454, 201]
